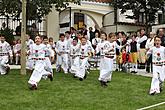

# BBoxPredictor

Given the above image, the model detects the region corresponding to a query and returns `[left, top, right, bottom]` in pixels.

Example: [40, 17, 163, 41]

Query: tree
[112, 0, 165, 32]
[0, 0, 80, 22]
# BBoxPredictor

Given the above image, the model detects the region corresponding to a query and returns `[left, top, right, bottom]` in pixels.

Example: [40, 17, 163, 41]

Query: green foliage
[0, 70, 165, 110]
[0, 0, 22, 18]
[0, 28, 14, 44]
[112, 0, 165, 25]
[0, 0, 80, 22]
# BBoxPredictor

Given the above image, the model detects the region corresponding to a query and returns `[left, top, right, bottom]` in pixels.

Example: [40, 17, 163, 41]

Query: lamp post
[21, 0, 27, 75]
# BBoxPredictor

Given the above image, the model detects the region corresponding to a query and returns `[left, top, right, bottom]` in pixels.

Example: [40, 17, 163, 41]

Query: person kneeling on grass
[146, 36, 165, 95]
[28, 35, 53, 90]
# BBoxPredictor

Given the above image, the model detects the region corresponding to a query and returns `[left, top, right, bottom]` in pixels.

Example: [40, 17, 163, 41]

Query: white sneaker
[1, 72, 6, 75]
[64, 71, 68, 74]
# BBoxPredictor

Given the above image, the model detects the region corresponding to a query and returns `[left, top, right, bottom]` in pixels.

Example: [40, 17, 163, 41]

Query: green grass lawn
[0, 70, 165, 110]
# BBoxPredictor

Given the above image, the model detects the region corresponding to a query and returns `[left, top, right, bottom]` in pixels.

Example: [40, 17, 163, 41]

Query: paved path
[9, 65, 152, 77]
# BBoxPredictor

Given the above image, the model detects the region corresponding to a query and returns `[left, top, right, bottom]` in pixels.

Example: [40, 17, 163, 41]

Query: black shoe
[29, 84, 37, 90]
[100, 81, 104, 87]
[73, 75, 77, 78]
[79, 78, 83, 81]
[131, 71, 135, 73]
[6, 66, 10, 75]
[134, 71, 137, 74]
[115, 69, 118, 71]
[103, 82, 108, 87]
[84, 74, 87, 79]
[150, 92, 156, 95]
[100, 81, 108, 87]
[160, 87, 163, 92]
[48, 74, 53, 81]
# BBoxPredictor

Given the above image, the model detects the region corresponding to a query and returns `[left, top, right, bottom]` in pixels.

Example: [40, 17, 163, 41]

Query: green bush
[0, 28, 14, 45]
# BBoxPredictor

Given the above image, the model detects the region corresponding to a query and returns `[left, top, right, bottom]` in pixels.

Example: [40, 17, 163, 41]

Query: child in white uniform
[75, 37, 94, 81]
[0, 35, 12, 75]
[43, 36, 54, 76]
[55, 34, 70, 73]
[147, 36, 165, 95]
[97, 32, 116, 87]
[28, 36, 53, 90]
[69, 38, 80, 75]
[14, 39, 21, 65]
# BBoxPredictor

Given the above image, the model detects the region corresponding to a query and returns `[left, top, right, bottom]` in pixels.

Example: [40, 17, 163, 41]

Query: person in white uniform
[13, 39, 21, 65]
[26, 34, 34, 71]
[147, 36, 165, 95]
[69, 38, 80, 76]
[42, 36, 54, 77]
[55, 34, 70, 73]
[96, 32, 116, 87]
[28, 36, 53, 90]
[65, 31, 73, 68]
[0, 34, 13, 75]
[75, 37, 94, 81]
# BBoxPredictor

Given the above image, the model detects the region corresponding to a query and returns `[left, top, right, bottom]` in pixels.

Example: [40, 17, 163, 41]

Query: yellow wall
[47, 7, 59, 41]
[46, 2, 113, 41]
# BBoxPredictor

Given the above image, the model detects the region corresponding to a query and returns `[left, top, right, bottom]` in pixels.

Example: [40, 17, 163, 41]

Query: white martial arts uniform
[75, 43, 94, 79]
[28, 43, 51, 87]
[147, 46, 165, 94]
[26, 39, 34, 70]
[65, 37, 73, 68]
[97, 41, 116, 82]
[55, 40, 70, 73]
[69, 44, 80, 74]
[0, 41, 13, 75]
[44, 44, 54, 74]
[92, 38, 101, 47]
[13, 43, 21, 65]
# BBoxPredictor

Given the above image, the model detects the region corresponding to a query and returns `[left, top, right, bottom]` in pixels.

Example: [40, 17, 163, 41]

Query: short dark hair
[117, 31, 125, 36]
[154, 35, 161, 41]
[140, 28, 145, 31]
[60, 33, 65, 38]
[101, 32, 107, 37]
[65, 31, 71, 35]
[73, 37, 78, 42]
[43, 35, 48, 40]
[81, 36, 87, 40]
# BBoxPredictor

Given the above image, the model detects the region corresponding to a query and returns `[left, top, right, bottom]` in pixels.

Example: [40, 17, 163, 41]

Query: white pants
[26, 57, 34, 70]
[15, 53, 20, 64]
[75, 57, 88, 78]
[70, 57, 80, 74]
[99, 57, 113, 82]
[56, 54, 68, 73]
[45, 57, 53, 74]
[0, 56, 9, 75]
[28, 60, 50, 86]
[149, 65, 165, 94]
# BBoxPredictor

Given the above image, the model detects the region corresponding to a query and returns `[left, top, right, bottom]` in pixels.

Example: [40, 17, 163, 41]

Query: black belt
[32, 58, 45, 60]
